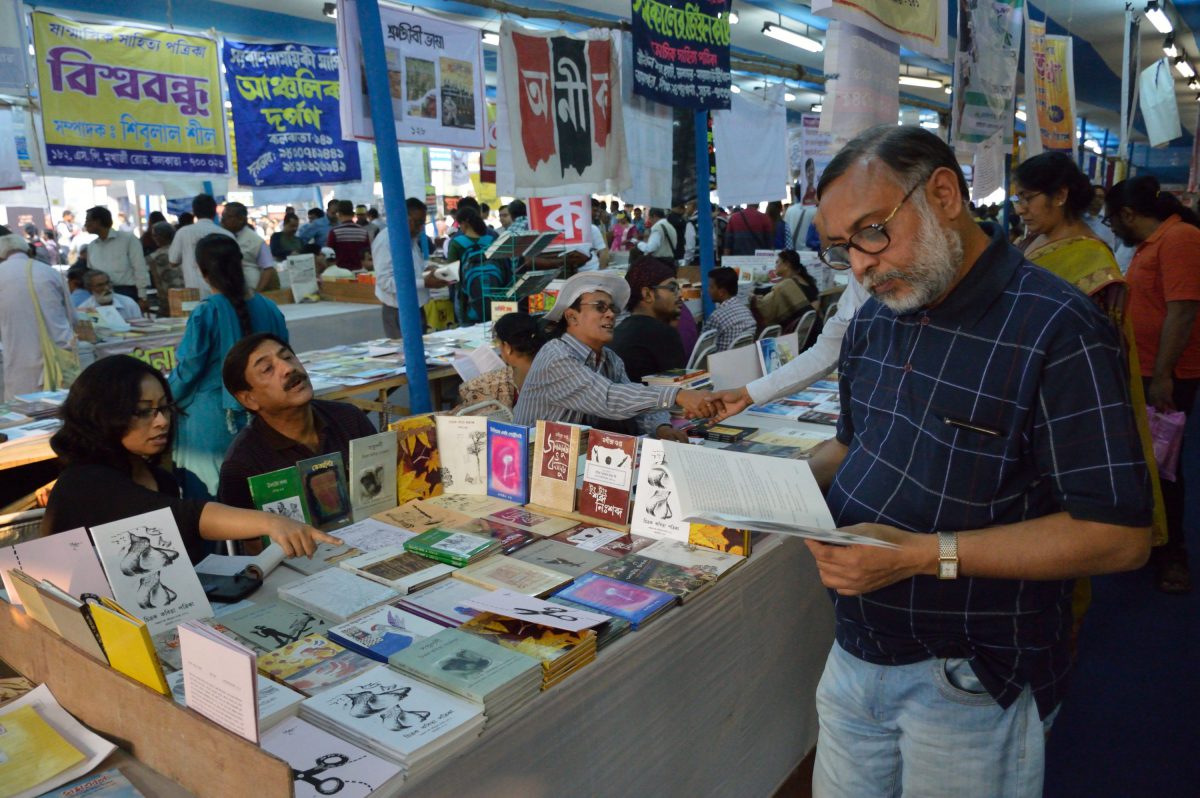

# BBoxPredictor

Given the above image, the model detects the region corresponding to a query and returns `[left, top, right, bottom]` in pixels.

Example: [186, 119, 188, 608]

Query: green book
[404, 528, 499, 568]
[248, 466, 310, 524]
[388, 628, 542, 703]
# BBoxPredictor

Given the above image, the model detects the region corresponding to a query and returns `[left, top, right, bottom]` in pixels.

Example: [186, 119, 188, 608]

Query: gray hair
[151, 221, 175, 242]
[0, 233, 31, 260]
[817, 125, 970, 201]
[83, 268, 109, 287]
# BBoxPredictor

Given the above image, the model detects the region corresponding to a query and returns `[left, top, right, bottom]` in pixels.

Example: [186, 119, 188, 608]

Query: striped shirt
[703, 296, 757, 351]
[512, 332, 680, 434]
[326, 222, 371, 269]
[829, 225, 1151, 719]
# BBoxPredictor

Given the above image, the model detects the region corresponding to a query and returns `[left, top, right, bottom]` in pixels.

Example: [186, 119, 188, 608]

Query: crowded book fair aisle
[0, 0, 1198, 796]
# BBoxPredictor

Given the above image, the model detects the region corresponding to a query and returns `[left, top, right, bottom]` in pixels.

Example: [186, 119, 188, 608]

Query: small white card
[463, 588, 611, 632]
[582, 460, 632, 491]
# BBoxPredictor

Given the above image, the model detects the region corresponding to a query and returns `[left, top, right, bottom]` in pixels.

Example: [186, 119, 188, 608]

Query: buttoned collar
[561, 330, 606, 369]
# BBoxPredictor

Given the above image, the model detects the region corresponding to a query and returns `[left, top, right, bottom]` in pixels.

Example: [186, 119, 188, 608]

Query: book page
[178, 620, 259, 743]
[663, 442, 897, 548]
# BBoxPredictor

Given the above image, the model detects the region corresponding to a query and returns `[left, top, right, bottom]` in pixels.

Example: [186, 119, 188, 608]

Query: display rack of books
[0, 415, 847, 797]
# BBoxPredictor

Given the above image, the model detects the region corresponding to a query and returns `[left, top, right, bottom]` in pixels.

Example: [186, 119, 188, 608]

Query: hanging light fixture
[1164, 33, 1179, 58]
[322, 2, 337, 19]
[1146, 1, 1173, 34]
[784, 92, 797, 102]
[898, 68, 944, 90]
[1174, 55, 1195, 78]
[730, 84, 742, 94]
[481, 31, 500, 46]
[811, 103, 823, 113]
[762, 22, 823, 52]
[1015, 109, 1027, 122]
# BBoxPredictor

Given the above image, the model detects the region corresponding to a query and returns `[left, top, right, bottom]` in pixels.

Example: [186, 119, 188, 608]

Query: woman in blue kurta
[169, 234, 288, 499]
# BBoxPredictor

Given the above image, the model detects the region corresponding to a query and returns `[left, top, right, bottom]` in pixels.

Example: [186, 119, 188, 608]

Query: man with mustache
[216, 332, 376, 511]
[801, 126, 1152, 797]
[77, 269, 144, 321]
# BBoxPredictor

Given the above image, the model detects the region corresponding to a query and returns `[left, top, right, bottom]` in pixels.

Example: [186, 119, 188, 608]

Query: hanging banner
[479, 102, 497, 184]
[221, 40, 361, 188]
[819, 21, 900, 145]
[800, 113, 835, 205]
[1138, 58, 1182, 148]
[629, 0, 732, 110]
[713, 85, 787, 205]
[0, 108, 21, 189]
[812, 0, 947, 60]
[619, 31, 674, 207]
[1024, 19, 1075, 155]
[950, 0, 1023, 149]
[529, 195, 590, 246]
[0, 0, 27, 94]
[336, 0, 484, 150]
[32, 12, 228, 175]
[499, 21, 630, 198]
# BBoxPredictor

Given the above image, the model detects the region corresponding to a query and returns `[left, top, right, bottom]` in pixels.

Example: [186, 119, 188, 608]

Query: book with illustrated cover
[404, 528, 499, 568]
[388, 628, 542, 703]
[0, 527, 112, 611]
[389, 413, 444, 504]
[41, 768, 147, 797]
[553, 573, 676, 629]
[486, 506, 577, 538]
[257, 634, 377, 696]
[397, 579, 486, 627]
[576, 429, 638, 526]
[458, 613, 596, 667]
[282, 542, 362, 576]
[486, 420, 531, 504]
[278, 568, 400, 623]
[248, 466, 309, 524]
[756, 332, 798, 375]
[88, 508, 212, 638]
[550, 525, 655, 558]
[687, 524, 754, 557]
[339, 546, 455, 594]
[703, 423, 755, 443]
[219, 600, 329, 652]
[333, 518, 417, 553]
[592, 554, 717, 603]
[628, 438, 690, 543]
[325, 605, 445, 662]
[260, 717, 403, 798]
[509, 538, 613, 578]
[529, 420, 583, 513]
[547, 596, 632, 649]
[372, 500, 472, 536]
[297, 453, 352, 529]
[452, 556, 573, 597]
[348, 432, 398, 521]
[639, 539, 746, 579]
[443, 518, 535, 554]
[152, 619, 240, 671]
[436, 415, 489, 495]
[423, 493, 516, 518]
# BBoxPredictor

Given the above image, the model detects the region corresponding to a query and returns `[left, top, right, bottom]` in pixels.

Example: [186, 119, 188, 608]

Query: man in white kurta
[0, 235, 77, 400]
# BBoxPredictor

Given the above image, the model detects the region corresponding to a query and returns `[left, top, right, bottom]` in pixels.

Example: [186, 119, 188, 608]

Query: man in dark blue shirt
[803, 126, 1151, 797]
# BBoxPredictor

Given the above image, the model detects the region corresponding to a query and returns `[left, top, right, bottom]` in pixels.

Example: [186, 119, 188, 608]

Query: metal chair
[687, 329, 719, 371]
[728, 330, 755, 351]
[793, 309, 818, 351]
[822, 301, 840, 324]
[758, 324, 782, 340]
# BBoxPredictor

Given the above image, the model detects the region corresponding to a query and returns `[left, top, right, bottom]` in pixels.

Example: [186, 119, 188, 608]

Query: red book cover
[576, 430, 638, 526]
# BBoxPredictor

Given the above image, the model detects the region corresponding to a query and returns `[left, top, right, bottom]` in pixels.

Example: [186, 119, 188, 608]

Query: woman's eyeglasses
[131, 403, 177, 422]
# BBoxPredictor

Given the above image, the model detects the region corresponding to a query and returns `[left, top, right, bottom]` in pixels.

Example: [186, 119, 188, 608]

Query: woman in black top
[42, 355, 339, 564]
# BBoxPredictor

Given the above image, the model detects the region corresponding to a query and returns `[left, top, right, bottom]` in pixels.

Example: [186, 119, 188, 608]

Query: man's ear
[235, 388, 259, 414]
[927, 166, 966, 221]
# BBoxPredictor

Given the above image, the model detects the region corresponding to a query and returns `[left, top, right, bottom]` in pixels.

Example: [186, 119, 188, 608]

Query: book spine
[78, 602, 110, 663]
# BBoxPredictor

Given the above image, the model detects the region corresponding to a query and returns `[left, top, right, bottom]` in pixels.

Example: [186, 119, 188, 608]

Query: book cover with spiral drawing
[485, 420, 530, 504]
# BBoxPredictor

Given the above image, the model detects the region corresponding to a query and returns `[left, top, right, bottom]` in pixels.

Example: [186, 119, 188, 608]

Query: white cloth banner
[0, 108, 21, 189]
[619, 32, 673, 207]
[337, 0, 485, 149]
[819, 22, 900, 145]
[399, 145, 428, 200]
[712, 86, 787, 206]
[1139, 58, 1182, 148]
[0, 0, 28, 95]
[811, 0, 947, 60]
[972, 129, 1004, 201]
[498, 21, 629, 198]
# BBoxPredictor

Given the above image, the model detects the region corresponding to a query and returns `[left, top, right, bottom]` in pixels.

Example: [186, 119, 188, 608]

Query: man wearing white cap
[513, 272, 716, 438]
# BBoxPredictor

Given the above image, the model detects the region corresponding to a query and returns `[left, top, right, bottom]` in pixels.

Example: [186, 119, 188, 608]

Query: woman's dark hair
[1105, 176, 1200, 228]
[493, 312, 546, 358]
[776, 249, 819, 304]
[147, 210, 166, 227]
[455, 207, 487, 236]
[51, 355, 175, 470]
[196, 233, 252, 335]
[818, 124, 970, 202]
[1012, 152, 1093, 220]
[283, 212, 299, 225]
[177, 212, 194, 227]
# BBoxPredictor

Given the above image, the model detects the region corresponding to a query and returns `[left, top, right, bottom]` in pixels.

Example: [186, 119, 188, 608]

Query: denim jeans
[813, 643, 1056, 798]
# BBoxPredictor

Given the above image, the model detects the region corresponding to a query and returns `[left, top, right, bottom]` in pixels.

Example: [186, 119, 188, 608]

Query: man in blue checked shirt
[802, 126, 1152, 798]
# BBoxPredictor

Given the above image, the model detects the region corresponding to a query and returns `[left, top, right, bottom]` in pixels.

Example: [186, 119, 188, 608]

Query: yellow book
[84, 595, 171, 695]
[0, 704, 86, 797]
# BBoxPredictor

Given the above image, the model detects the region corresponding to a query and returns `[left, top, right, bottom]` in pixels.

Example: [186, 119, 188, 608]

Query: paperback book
[423, 493, 516, 518]
[11, 573, 107, 661]
[458, 613, 596, 687]
[325, 605, 445, 662]
[41, 768, 147, 798]
[372, 500, 472, 536]
[628, 439, 690, 543]
[452, 556, 573, 597]
[547, 596, 632, 649]
[549, 525, 655, 558]
[486, 420, 531, 504]
[278, 568, 400, 623]
[260, 717, 404, 798]
[486, 506, 577, 538]
[435, 415, 489, 495]
[82, 595, 170, 694]
[219, 599, 330, 653]
[639, 538, 746, 579]
[168, 670, 304, 732]
[257, 634, 377, 696]
[389, 413, 444, 504]
[528, 420, 583, 513]
[388, 628, 542, 712]
[177, 619, 260, 742]
[509, 538, 613, 578]
[88, 508, 212, 637]
[334, 518, 418, 553]
[552, 572, 677, 629]
[0, 527, 112, 611]
[247, 466, 309, 524]
[442, 518, 534, 555]
[297, 453, 352, 529]
[592, 554, 718, 603]
[338, 546, 455, 594]
[397, 579, 487, 627]
[282, 542, 362, 576]
[404, 528, 500, 568]
[576, 429, 637, 526]
[348, 431, 398, 521]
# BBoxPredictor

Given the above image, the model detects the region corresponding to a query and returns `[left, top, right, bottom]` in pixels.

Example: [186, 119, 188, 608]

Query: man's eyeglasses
[1100, 216, 1113, 228]
[131, 403, 177, 422]
[652, 282, 681, 295]
[578, 301, 618, 315]
[818, 178, 926, 270]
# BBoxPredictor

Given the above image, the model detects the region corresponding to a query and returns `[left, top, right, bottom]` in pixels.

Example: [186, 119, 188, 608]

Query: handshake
[674, 386, 754, 422]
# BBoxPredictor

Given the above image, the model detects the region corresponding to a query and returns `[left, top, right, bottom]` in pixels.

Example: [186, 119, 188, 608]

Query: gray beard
[96, 293, 114, 306]
[862, 196, 963, 314]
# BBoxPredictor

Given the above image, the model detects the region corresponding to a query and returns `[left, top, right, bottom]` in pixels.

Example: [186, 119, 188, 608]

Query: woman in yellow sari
[1013, 154, 1167, 591]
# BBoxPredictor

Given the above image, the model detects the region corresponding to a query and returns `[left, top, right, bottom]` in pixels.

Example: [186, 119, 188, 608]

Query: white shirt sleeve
[591, 224, 607, 253]
[746, 276, 868, 403]
[637, 224, 663, 254]
[372, 229, 396, 306]
[256, 237, 274, 269]
[685, 222, 697, 261]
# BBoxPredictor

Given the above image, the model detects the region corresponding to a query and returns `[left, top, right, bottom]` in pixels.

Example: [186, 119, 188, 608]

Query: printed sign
[528, 195, 589, 247]
[629, 0, 732, 110]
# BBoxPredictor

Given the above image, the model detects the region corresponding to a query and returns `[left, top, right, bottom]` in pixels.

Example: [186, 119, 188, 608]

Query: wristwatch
[937, 532, 959, 580]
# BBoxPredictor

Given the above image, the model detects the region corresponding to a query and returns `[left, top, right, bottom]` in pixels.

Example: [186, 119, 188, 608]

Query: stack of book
[403, 528, 501, 567]
[298, 665, 485, 782]
[325, 605, 445, 662]
[261, 717, 405, 798]
[218, 599, 330, 653]
[257, 634, 377, 696]
[744, 379, 841, 425]
[166, 670, 305, 731]
[395, 579, 486, 628]
[641, 368, 711, 389]
[509, 539, 614, 578]
[338, 546, 455, 595]
[278, 568, 400, 623]
[548, 596, 633, 649]
[592, 554, 718, 604]
[451, 556, 573, 597]
[553, 573, 677, 630]
[459, 612, 597, 690]
[389, 628, 542, 727]
[703, 423, 756, 443]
